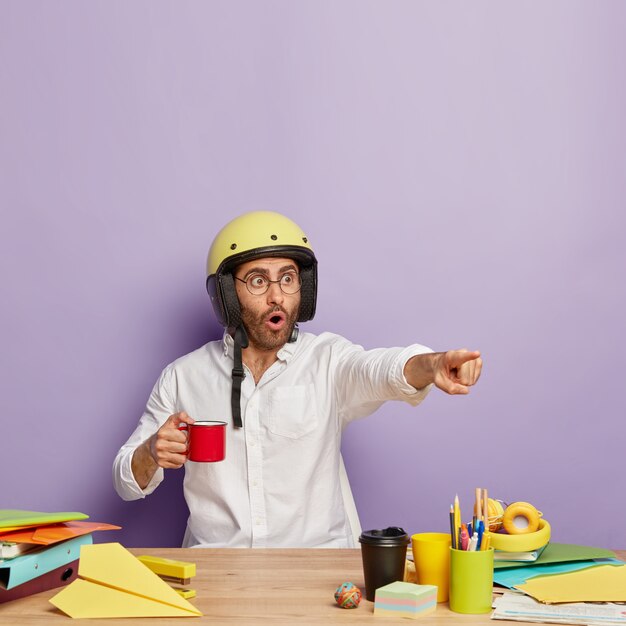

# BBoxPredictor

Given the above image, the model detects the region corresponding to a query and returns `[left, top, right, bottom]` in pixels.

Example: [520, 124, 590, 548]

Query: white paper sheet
[492, 591, 626, 625]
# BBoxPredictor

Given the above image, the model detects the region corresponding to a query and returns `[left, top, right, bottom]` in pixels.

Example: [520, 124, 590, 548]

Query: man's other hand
[404, 349, 482, 394]
[431, 349, 482, 394]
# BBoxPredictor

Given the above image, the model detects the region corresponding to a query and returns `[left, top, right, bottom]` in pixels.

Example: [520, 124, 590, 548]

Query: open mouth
[265, 311, 286, 331]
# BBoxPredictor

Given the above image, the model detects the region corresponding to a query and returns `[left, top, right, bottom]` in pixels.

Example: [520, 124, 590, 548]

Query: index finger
[166, 411, 196, 428]
[449, 349, 481, 366]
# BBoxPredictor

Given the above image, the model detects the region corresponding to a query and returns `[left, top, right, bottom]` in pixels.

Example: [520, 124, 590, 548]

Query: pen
[481, 532, 491, 550]
[460, 524, 469, 551]
[476, 520, 484, 550]
[468, 532, 478, 551]
[481, 531, 490, 551]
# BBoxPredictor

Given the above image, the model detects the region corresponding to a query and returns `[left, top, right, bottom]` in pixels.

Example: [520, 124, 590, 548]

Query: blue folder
[0, 533, 92, 590]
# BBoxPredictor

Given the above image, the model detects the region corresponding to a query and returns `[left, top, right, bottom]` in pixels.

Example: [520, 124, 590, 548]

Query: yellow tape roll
[489, 518, 551, 552]
[502, 502, 541, 535]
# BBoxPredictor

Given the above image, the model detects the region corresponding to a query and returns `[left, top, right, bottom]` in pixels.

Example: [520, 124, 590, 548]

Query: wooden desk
[2, 548, 624, 624]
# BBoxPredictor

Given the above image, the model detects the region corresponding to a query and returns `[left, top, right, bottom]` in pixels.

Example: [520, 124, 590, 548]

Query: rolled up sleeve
[112, 365, 175, 500]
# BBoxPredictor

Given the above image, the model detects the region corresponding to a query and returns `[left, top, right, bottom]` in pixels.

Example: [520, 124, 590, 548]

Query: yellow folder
[517, 564, 626, 603]
[49, 543, 202, 618]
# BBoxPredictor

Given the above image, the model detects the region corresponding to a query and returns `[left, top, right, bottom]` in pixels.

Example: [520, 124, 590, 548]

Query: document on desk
[49, 543, 202, 618]
[492, 591, 626, 624]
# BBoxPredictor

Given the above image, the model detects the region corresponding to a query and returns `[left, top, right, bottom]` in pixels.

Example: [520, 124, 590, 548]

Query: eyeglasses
[234, 271, 302, 296]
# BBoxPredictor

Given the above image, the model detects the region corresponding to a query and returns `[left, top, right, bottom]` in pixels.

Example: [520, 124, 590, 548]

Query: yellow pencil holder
[449, 547, 494, 614]
[411, 532, 451, 602]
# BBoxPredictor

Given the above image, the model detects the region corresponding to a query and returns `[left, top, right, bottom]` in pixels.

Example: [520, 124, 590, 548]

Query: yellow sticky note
[517, 564, 626, 603]
[49, 543, 201, 618]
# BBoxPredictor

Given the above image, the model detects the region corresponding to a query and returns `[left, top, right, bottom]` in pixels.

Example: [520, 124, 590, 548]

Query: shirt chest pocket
[268, 385, 319, 439]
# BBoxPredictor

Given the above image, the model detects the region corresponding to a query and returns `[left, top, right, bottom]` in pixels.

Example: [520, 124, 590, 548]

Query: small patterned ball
[334, 581, 362, 609]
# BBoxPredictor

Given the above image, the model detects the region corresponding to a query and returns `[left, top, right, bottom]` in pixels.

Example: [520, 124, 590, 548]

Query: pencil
[449, 505, 456, 549]
[454, 494, 461, 550]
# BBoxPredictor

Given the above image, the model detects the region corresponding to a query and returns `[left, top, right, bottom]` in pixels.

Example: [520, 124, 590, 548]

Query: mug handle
[177, 422, 190, 456]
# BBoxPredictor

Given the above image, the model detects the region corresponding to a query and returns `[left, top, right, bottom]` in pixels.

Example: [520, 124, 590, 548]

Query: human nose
[265, 279, 284, 304]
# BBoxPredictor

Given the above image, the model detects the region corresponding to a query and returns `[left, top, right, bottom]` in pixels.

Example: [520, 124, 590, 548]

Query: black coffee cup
[359, 526, 410, 601]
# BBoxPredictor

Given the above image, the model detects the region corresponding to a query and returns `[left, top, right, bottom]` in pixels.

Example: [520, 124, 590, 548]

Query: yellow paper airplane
[49, 543, 202, 618]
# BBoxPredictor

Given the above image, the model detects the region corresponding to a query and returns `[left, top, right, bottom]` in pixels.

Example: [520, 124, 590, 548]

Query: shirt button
[249, 440, 255, 447]
[252, 480, 258, 487]
[255, 518, 262, 526]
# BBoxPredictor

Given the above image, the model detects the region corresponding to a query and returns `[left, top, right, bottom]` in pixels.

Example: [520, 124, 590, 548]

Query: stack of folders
[0, 509, 120, 604]
[492, 543, 626, 625]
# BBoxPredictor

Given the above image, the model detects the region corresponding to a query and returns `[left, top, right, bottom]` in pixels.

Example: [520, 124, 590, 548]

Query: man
[113, 211, 482, 548]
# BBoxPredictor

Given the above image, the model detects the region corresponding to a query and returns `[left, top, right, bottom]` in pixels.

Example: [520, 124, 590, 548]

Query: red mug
[178, 421, 227, 462]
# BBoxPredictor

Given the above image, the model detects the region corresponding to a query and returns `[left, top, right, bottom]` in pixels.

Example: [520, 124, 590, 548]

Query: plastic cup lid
[358, 526, 409, 546]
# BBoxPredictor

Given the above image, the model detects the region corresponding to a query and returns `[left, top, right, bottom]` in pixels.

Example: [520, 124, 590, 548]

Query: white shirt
[113, 331, 432, 548]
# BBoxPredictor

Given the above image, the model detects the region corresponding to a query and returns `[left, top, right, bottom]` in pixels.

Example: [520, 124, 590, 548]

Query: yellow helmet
[206, 211, 318, 328]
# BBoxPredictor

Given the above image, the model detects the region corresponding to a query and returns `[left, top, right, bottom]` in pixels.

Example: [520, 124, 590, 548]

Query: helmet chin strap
[231, 325, 248, 428]
[230, 323, 299, 428]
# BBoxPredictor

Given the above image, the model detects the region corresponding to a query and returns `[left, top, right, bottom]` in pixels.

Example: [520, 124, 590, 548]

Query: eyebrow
[242, 264, 298, 279]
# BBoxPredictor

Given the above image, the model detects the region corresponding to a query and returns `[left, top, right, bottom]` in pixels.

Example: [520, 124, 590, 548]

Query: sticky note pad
[374, 581, 437, 619]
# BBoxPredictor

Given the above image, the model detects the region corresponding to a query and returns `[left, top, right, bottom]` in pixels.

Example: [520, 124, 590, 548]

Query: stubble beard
[240, 304, 299, 351]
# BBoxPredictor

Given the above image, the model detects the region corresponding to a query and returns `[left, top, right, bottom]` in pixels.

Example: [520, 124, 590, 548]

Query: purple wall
[1, 2, 624, 548]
